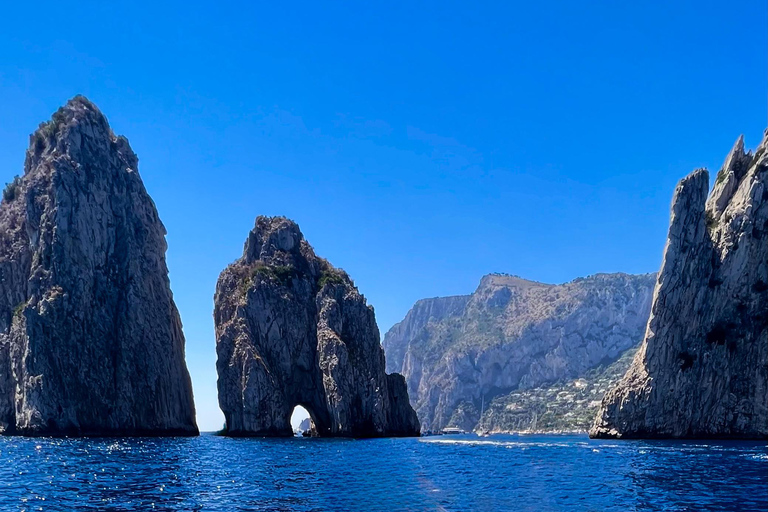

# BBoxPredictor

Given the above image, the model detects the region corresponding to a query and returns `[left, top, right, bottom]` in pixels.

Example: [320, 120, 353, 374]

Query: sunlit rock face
[383, 273, 656, 432]
[591, 133, 768, 440]
[214, 216, 420, 437]
[0, 96, 198, 436]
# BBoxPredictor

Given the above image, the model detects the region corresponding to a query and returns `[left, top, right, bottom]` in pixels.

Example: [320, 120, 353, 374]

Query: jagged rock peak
[0, 96, 198, 436]
[706, 135, 752, 217]
[238, 216, 353, 287]
[244, 216, 305, 263]
[24, 96, 137, 175]
[590, 131, 768, 439]
[215, 216, 420, 437]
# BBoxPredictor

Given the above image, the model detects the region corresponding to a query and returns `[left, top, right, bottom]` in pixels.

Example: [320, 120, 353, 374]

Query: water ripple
[0, 434, 764, 511]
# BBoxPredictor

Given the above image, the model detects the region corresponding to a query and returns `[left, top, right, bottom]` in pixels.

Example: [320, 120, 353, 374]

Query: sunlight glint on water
[0, 434, 765, 511]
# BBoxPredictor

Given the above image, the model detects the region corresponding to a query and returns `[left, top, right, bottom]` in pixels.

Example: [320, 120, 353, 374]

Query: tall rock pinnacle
[590, 133, 768, 439]
[215, 216, 420, 437]
[0, 96, 197, 436]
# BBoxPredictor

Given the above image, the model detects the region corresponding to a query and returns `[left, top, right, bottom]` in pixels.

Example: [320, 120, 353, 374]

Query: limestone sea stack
[0, 97, 197, 436]
[215, 216, 420, 437]
[590, 133, 768, 439]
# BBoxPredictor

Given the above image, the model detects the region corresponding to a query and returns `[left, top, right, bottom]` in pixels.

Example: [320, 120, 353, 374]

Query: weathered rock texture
[215, 216, 420, 437]
[591, 134, 768, 439]
[0, 96, 197, 436]
[383, 273, 655, 432]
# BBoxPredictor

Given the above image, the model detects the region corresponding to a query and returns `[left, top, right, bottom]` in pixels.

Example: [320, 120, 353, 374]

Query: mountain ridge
[383, 270, 656, 432]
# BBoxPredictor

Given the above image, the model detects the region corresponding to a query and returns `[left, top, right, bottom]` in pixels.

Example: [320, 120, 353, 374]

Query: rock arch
[215, 216, 420, 438]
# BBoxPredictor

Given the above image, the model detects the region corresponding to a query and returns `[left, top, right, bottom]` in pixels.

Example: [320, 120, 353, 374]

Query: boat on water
[441, 427, 468, 435]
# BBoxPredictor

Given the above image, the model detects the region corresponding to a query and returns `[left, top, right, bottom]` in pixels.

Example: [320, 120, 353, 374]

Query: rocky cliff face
[383, 273, 655, 432]
[384, 294, 471, 376]
[215, 216, 419, 437]
[591, 134, 768, 439]
[0, 96, 197, 436]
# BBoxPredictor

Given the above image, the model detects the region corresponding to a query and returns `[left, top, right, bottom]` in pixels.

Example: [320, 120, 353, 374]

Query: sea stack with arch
[214, 216, 420, 437]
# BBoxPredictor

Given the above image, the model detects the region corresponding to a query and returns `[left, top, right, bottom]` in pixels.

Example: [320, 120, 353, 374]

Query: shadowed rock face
[214, 216, 420, 437]
[383, 273, 656, 432]
[590, 133, 768, 440]
[0, 96, 197, 436]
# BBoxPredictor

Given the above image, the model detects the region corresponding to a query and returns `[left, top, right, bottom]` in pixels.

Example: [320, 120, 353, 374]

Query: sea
[0, 433, 765, 511]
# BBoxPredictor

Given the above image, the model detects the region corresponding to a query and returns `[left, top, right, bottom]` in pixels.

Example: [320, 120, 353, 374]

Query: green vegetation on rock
[318, 269, 346, 288]
[2, 176, 21, 202]
[251, 263, 297, 286]
[12, 301, 25, 317]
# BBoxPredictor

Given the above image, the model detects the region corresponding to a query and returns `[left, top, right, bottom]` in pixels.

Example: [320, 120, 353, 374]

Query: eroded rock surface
[215, 216, 419, 437]
[0, 96, 197, 436]
[591, 134, 768, 439]
[383, 273, 655, 432]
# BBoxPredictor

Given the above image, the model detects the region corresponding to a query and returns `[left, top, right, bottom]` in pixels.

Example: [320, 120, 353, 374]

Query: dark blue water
[0, 434, 765, 511]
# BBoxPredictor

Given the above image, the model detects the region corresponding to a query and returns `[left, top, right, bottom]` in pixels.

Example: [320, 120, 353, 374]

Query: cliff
[215, 216, 420, 437]
[590, 134, 768, 439]
[0, 96, 197, 436]
[382, 272, 655, 432]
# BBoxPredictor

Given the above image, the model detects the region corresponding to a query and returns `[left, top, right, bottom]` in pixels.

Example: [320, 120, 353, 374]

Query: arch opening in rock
[290, 405, 314, 435]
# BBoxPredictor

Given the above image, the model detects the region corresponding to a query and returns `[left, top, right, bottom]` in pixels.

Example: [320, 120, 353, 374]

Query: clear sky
[0, 1, 765, 431]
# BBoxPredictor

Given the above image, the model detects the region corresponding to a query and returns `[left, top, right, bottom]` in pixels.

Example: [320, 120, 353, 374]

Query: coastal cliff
[0, 97, 197, 436]
[590, 134, 768, 439]
[383, 273, 655, 432]
[215, 216, 419, 437]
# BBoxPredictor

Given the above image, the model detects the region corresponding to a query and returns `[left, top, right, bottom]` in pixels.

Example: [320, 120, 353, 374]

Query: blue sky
[0, 1, 765, 431]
